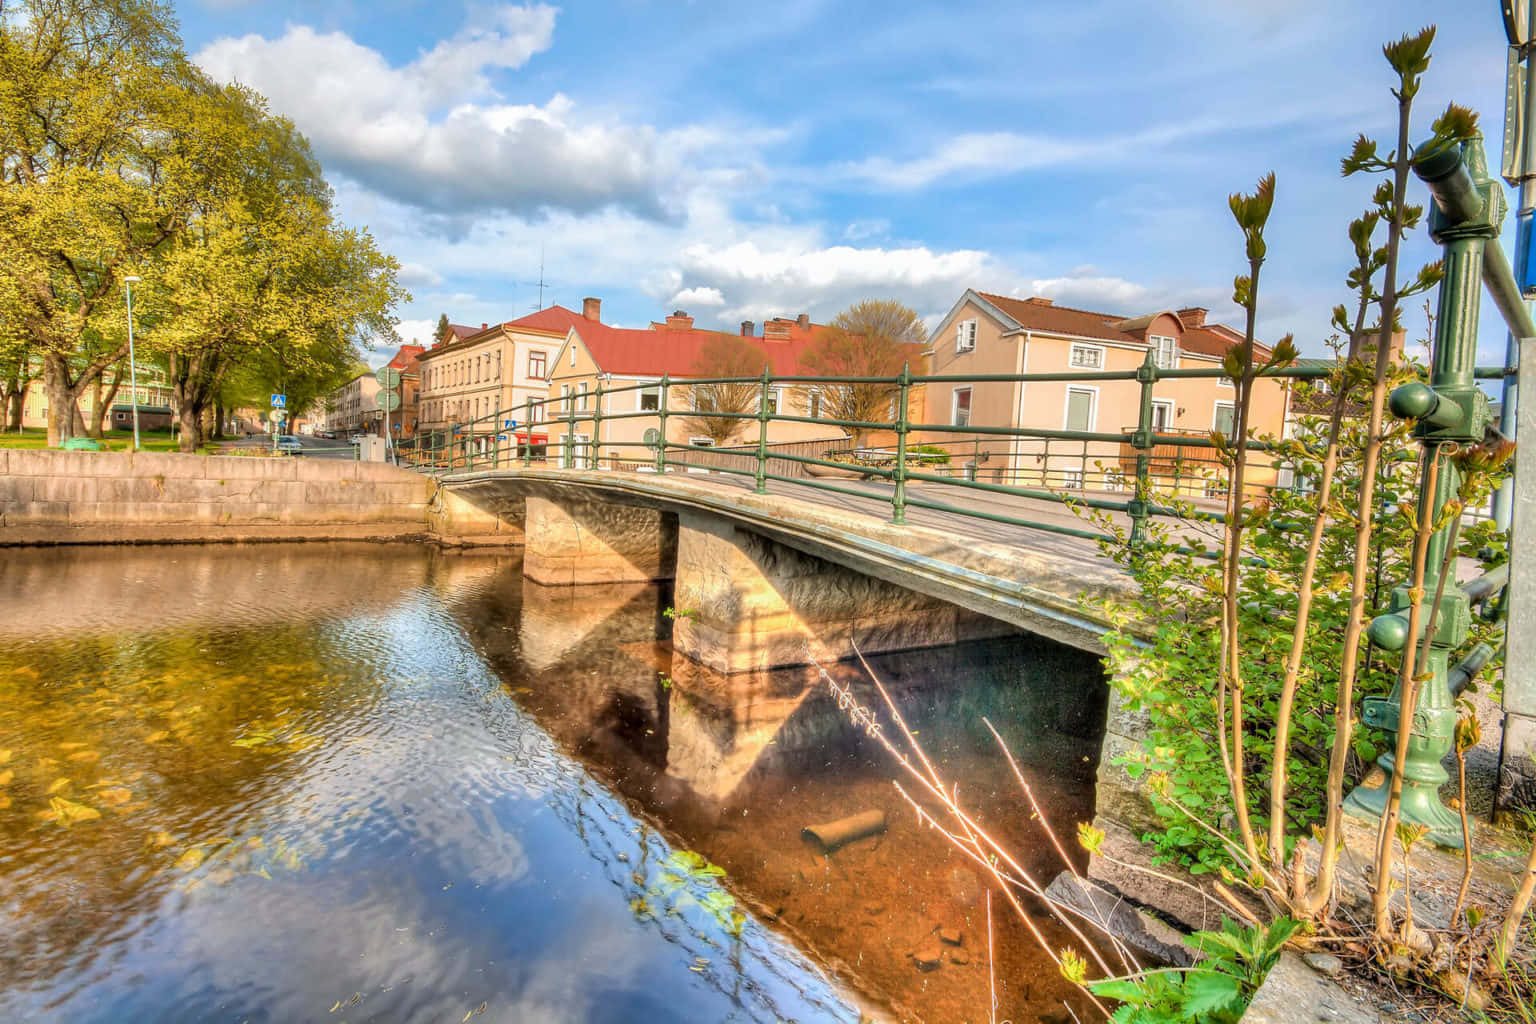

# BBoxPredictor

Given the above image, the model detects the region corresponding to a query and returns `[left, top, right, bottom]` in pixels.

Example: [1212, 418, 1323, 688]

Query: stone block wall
[0, 449, 434, 543]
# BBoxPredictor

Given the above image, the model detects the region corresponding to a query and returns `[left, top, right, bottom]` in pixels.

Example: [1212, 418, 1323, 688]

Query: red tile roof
[445, 324, 478, 341]
[387, 344, 426, 371]
[975, 291, 1269, 359]
[571, 321, 822, 377]
[505, 305, 589, 334]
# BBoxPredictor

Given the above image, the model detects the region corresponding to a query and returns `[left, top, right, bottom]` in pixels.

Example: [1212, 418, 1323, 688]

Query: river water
[0, 544, 1108, 1023]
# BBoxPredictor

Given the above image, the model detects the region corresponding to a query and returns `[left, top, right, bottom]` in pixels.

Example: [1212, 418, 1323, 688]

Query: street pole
[124, 275, 142, 450]
[1495, 0, 1536, 529]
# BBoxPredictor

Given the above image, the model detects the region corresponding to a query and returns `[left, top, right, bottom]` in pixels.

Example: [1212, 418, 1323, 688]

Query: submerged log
[802, 809, 886, 852]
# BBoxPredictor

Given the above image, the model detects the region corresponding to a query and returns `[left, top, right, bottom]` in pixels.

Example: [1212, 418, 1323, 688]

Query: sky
[177, 1, 1522, 368]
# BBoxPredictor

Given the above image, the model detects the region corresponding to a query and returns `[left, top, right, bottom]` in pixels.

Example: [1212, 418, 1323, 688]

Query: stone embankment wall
[0, 449, 515, 545]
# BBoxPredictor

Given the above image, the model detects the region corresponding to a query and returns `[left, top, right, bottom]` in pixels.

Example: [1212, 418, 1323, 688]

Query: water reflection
[0, 544, 863, 1024]
[454, 567, 1110, 1022]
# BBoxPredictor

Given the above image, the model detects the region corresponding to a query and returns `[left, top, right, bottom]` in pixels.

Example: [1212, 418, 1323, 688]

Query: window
[1217, 372, 1234, 388]
[1065, 387, 1096, 432]
[951, 386, 972, 427]
[955, 319, 978, 353]
[1150, 335, 1178, 369]
[528, 351, 547, 379]
[560, 384, 572, 413]
[639, 382, 661, 411]
[763, 387, 781, 415]
[1213, 401, 1237, 438]
[1062, 469, 1084, 490]
[1151, 400, 1174, 431]
[528, 400, 544, 424]
[808, 391, 822, 418]
[1069, 344, 1104, 369]
[578, 382, 589, 411]
[570, 345, 577, 367]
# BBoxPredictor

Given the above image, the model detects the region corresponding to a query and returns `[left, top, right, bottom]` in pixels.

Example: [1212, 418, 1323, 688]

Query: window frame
[1213, 400, 1238, 437]
[1063, 385, 1098, 432]
[638, 381, 661, 411]
[955, 318, 978, 354]
[1150, 399, 1175, 432]
[1068, 343, 1105, 369]
[951, 386, 973, 427]
[528, 350, 547, 380]
[1149, 335, 1179, 370]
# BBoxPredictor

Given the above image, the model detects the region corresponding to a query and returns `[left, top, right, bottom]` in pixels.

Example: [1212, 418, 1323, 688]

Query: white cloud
[398, 263, 445, 289]
[195, 8, 689, 219]
[668, 286, 725, 308]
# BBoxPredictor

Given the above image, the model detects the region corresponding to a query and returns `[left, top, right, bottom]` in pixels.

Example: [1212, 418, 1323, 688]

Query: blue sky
[180, 1, 1518, 365]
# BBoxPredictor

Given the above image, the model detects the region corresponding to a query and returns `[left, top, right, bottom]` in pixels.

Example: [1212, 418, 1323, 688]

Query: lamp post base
[1342, 772, 1467, 849]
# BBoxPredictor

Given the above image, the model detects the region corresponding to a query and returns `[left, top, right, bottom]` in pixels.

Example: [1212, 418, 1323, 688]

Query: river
[0, 543, 1107, 1023]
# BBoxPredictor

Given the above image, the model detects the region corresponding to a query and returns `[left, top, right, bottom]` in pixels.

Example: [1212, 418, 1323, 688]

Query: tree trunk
[43, 353, 83, 447]
[89, 363, 124, 439]
[213, 399, 226, 440]
[5, 387, 23, 432]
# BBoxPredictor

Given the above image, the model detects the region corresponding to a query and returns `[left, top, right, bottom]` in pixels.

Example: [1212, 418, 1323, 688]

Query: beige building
[326, 372, 382, 436]
[923, 290, 1292, 497]
[546, 311, 849, 468]
[416, 307, 588, 452]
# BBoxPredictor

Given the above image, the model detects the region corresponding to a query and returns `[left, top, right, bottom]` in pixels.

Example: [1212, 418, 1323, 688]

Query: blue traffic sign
[270, 393, 287, 409]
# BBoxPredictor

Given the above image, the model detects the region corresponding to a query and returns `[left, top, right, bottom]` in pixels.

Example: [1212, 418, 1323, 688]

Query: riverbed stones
[938, 926, 962, 946]
[1303, 952, 1342, 975]
[910, 941, 943, 971]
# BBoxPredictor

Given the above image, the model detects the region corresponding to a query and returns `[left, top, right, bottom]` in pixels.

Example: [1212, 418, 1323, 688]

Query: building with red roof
[922, 288, 1293, 497]
[544, 308, 857, 467]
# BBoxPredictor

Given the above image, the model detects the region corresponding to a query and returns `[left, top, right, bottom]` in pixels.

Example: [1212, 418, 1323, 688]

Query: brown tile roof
[974, 291, 1269, 359]
[571, 321, 823, 377]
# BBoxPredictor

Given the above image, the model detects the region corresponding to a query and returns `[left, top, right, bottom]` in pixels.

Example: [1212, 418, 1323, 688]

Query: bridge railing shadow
[393, 360, 1507, 559]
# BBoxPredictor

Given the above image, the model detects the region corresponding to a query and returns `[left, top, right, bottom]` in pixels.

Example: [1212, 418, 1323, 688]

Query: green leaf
[1181, 969, 1244, 1016]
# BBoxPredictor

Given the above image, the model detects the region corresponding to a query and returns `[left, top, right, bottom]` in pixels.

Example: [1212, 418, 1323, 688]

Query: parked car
[275, 435, 304, 453]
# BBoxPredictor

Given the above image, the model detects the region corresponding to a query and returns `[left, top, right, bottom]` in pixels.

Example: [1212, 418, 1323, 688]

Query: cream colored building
[416, 305, 590, 451]
[923, 290, 1292, 497]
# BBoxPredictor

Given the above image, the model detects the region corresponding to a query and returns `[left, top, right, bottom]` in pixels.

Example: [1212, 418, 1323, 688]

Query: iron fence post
[594, 381, 604, 470]
[1344, 136, 1503, 847]
[892, 362, 911, 524]
[566, 390, 576, 469]
[755, 367, 770, 494]
[523, 400, 533, 467]
[1129, 347, 1158, 551]
[493, 408, 502, 469]
[657, 375, 669, 475]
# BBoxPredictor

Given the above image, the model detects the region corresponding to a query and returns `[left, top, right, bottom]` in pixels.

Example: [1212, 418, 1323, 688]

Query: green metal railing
[394, 353, 1389, 550]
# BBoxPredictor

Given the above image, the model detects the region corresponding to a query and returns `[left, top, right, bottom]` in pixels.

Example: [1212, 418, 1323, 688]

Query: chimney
[481, 322, 488, 330]
[763, 318, 791, 341]
[665, 310, 694, 331]
[1023, 297, 1054, 307]
[1177, 307, 1208, 328]
[796, 313, 810, 330]
[583, 297, 601, 322]
[740, 320, 755, 336]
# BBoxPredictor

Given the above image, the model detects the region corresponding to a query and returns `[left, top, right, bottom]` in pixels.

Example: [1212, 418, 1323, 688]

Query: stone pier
[521, 494, 677, 586]
[669, 511, 1015, 674]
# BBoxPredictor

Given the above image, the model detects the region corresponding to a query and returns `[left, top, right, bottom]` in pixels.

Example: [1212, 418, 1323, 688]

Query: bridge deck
[439, 466, 1194, 652]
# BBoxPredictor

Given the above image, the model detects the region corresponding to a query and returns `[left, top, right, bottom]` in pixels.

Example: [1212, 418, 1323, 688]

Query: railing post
[449, 423, 457, 471]
[892, 362, 910, 525]
[1129, 347, 1158, 551]
[656, 375, 670, 475]
[566, 390, 576, 469]
[593, 381, 605, 471]
[493, 408, 502, 469]
[755, 367, 771, 494]
[523, 399, 534, 467]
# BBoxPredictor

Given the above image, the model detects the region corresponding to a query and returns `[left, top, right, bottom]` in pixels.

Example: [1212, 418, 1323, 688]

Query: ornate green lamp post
[1342, 135, 1502, 847]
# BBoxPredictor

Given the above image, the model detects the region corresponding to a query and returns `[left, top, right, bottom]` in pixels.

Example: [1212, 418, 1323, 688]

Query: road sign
[643, 427, 663, 450]
[503, 418, 518, 430]
[375, 366, 402, 390]
[375, 390, 401, 412]
[270, 393, 287, 409]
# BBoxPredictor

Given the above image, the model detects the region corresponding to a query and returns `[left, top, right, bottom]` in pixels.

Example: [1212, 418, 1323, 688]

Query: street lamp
[124, 275, 142, 451]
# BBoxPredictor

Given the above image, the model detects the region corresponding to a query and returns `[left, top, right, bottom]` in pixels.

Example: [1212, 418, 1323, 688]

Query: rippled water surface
[0, 545, 867, 1023]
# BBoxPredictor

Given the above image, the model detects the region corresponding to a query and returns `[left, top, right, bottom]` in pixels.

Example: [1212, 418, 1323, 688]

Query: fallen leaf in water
[255, 866, 272, 880]
[58, 742, 87, 751]
[209, 869, 236, 886]
[47, 797, 101, 825]
[144, 731, 169, 744]
[513, 687, 533, 694]
[66, 750, 101, 764]
[96, 787, 132, 806]
[462, 1003, 487, 1022]
[0, 749, 11, 765]
[46, 778, 71, 794]
[0, 770, 12, 786]
[37, 757, 58, 769]
[149, 831, 176, 848]
[176, 848, 206, 871]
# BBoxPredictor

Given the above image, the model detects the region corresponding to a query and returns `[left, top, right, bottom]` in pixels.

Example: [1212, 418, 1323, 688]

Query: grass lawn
[0, 428, 215, 454]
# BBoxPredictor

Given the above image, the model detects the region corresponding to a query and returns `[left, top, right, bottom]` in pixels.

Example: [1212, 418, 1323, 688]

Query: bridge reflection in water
[450, 560, 1110, 1023]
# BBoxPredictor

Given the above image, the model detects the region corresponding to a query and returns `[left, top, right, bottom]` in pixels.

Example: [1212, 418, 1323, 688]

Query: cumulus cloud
[195, 7, 686, 219]
[668, 286, 726, 308]
[668, 241, 998, 325]
[986, 266, 1239, 324]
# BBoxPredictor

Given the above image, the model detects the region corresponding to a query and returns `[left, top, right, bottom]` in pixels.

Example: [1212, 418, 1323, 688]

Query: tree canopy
[677, 333, 768, 446]
[0, 0, 406, 446]
[800, 299, 927, 445]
